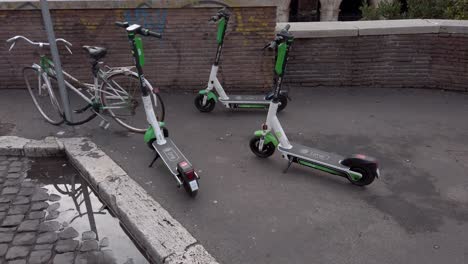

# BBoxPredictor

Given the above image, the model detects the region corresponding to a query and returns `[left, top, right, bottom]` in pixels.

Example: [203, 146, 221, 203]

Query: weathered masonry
[282, 20, 468, 92]
[1, 0, 279, 92]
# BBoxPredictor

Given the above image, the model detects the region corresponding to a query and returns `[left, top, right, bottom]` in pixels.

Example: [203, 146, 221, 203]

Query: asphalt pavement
[1, 87, 467, 264]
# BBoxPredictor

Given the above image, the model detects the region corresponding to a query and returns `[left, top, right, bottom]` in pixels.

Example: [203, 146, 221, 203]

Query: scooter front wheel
[277, 94, 288, 112]
[194, 94, 216, 112]
[250, 136, 276, 158]
[348, 166, 376, 186]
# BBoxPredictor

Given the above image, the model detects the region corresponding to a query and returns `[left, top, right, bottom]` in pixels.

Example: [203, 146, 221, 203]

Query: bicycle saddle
[82, 46, 107, 61]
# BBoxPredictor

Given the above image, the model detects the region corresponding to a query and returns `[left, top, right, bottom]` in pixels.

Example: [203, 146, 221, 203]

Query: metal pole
[40, 0, 72, 122]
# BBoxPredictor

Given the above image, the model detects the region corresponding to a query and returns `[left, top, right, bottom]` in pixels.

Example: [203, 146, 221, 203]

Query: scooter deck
[152, 139, 191, 176]
[278, 142, 349, 171]
[219, 94, 269, 105]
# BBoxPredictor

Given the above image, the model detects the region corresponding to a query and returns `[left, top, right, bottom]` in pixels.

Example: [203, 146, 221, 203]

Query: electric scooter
[194, 8, 289, 113]
[115, 22, 200, 196]
[250, 25, 379, 186]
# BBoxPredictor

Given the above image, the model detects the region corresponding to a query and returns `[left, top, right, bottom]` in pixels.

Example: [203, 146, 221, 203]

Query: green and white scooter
[115, 22, 200, 197]
[250, 25, 379, 186]
[194, 8, 289, 113]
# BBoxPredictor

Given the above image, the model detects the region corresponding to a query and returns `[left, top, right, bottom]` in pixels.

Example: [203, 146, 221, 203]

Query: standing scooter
[115, 22, 200, 196]
[194, 8, 289, 113]
[250, 25, 379, 186]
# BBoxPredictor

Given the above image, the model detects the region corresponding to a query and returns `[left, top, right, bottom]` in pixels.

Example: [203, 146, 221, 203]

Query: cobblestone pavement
[0, 156, 125, 264]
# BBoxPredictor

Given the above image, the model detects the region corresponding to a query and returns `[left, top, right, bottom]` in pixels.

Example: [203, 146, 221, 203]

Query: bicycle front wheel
[101, 72, 165, 133]
[23, 67, 64, 125]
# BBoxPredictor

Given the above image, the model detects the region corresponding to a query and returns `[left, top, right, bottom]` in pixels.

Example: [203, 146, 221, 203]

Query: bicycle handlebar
[115, 22, 162, 39]
[6, 35, 73, 54]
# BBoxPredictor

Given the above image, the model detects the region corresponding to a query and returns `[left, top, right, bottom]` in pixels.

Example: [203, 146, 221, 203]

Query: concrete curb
[277, 19, 468, 38]
[0, 136, 218, 264]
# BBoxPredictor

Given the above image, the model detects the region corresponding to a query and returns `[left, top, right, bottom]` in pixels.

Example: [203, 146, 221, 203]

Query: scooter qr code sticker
[189, 180, 199, 191]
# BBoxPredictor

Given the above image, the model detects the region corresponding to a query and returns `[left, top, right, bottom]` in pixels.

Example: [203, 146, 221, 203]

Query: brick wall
[0, 7, 276, 92]
[285, 33, 468, 91]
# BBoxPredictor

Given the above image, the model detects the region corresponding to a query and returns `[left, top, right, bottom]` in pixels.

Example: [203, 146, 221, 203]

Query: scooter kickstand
[283, 156, 294, 173]
[149, 154, 159, 168]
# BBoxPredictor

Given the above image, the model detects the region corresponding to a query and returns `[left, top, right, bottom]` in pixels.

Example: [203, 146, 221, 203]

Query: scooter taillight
[177, 161, 195, 180]
[185, 170, 196, 181]
[262, 123, 268, 130]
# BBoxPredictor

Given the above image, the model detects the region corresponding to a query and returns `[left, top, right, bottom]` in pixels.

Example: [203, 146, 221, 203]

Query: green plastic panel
[217, 17, 227, 44]
[275, 42, 287, 75]
[135, 37, 145, 66]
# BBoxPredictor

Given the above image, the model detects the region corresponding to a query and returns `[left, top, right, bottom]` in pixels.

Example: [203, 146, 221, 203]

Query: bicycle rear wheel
[23, 67, 64, 125]
[101, 72, 165, 133]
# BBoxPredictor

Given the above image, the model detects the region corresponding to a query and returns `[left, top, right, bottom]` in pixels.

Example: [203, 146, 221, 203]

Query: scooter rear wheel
[183, 179, 199, 197]
[250, 136, 276, 158]
[194, 94, 216, 112]
[348, 166, 376, 186]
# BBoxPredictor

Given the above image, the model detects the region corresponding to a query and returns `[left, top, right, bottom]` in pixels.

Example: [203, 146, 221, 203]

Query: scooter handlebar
[115, 21, 129, 28]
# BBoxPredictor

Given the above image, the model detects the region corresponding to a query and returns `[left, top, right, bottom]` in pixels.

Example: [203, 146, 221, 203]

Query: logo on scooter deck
[162, 147, 180, 162]
[299, 148, 330, 161]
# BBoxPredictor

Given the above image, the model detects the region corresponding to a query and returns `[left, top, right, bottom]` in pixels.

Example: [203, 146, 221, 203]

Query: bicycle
[6, 35, 165, 133]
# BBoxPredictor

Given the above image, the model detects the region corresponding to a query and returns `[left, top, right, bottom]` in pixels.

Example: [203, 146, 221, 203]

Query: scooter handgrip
[115, 21, 129, 28]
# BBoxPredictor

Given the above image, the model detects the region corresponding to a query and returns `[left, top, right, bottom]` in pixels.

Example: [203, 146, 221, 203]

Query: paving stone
[18, 188, 34, 196]
[82, 231, 96, 241]
[0, 161, 8, 165]
[47, 203, 60, 212]
[3, 179, 21, 186]
[27, 211, 46, 220]
[59, 227, 79, 240]
[7, 173, 21, 179]
[53, 252, 75, 264]
[45, 210, 59, 220]
[12, 232, 37, 245]
[0, 232, 14, 242]
[102, 249, 117, 264]
[39, 221, 60, 233]
[36, 232, 58, 244]
[0, 195, 15, 203]
[80, 240, 98, 252]
[0, 165, 6, 170]
[29, 250, 52, 264]
[75, 251, 104, 264]
[55, 239, 79, 253]
[0, 203, 9, 212]
[1, 214, 24, 227]
[12, 196, 30, 205]
[0, 211, 5, 220]
[0, 156, 5, 160]
[7, 157, 19, 161]
[34, 244, 54, 250]
[1, 187, 19, 195]
[48, 194, 61, 202]
[8, 205, 29, 215]
[21, 181, 36, 188]
[0, 243, 7, 256]
[31, 202, 48, 211]
[17, 219, 40, 232]
[0, 226, 17, 232]
[10, 161, 22, 167]
[7, 259, 27, 264]
[7, 167, 21, 173]
[5, 246, 29, 260]
[99, 237, 109, 248]
[31, 191, 49, 202]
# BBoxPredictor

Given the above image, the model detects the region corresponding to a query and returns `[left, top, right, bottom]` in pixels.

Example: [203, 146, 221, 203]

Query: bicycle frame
[35, 55, 154, 113]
